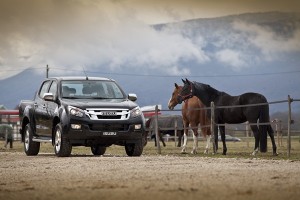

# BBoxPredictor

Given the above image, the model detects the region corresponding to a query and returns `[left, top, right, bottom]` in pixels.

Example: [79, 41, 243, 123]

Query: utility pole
[46, 65, 49, 78]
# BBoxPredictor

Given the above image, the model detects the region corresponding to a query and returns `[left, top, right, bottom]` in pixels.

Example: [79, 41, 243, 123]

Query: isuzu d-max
[19, 77, 146, 157]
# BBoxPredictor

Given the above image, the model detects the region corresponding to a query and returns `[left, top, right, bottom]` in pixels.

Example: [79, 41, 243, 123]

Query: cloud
[232, 20, 300, 60]
[0, 0, 209, 79]
[215, 49, 247, 70]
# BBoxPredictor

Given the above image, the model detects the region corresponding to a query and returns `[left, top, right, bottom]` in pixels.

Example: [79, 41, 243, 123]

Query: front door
[34, 80, 51, 136]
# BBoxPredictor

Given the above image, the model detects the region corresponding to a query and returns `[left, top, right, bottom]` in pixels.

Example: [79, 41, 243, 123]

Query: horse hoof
[273, 152, 279, 156]
[181, 151, 187, 154]
[191, 150, 197, 154]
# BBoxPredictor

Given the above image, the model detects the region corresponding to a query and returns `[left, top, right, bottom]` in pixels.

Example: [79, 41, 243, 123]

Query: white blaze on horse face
[167, 97, 172, 109]
[168, 97, 176, 110]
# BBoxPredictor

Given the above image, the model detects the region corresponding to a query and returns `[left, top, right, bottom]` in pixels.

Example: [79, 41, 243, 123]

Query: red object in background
[0, 110, 20, 123]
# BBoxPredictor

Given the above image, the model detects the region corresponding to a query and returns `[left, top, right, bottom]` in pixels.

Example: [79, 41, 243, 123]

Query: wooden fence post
[210, 102, 216, 153]
[287, 95, 293, 157]
[155, 105, 161, 154]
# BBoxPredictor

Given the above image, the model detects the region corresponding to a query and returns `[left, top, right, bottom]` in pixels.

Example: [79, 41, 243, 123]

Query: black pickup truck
[19, 77, 146, 157]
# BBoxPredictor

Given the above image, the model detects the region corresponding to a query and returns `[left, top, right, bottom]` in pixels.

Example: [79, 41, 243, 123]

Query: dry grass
[1, 137, 300, 160]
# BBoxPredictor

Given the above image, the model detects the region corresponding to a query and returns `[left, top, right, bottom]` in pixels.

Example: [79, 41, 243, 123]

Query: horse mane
[193, 81, 226, 106]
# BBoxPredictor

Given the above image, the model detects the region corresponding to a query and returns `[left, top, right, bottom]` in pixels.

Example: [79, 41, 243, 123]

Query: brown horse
[168, 83, 211, 154]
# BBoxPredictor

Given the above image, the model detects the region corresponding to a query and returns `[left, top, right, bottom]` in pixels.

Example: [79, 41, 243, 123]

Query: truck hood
[61, 98, 139, 110]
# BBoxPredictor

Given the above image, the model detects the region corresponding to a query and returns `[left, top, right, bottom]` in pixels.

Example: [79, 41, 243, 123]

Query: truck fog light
[135, 124, 141, 130]
[71, 124, 81, 129]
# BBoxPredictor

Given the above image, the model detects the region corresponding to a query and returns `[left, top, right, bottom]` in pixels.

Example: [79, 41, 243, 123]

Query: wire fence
[149, 95, 300, 157]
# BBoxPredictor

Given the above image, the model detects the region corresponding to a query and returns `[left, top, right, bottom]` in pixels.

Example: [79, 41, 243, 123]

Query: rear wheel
[54, 123, 72, 157]
[24, 124, 40, 156]
[125, 139, 143, 157]
[91, 145, 106, 156]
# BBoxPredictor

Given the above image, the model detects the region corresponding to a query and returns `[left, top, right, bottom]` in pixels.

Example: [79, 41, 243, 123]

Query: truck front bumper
[63, 117, 145, 146]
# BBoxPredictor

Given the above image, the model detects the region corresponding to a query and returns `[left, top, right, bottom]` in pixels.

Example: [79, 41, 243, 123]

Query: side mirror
[43, 93, 54, 101]
[128, 93, 137, 101]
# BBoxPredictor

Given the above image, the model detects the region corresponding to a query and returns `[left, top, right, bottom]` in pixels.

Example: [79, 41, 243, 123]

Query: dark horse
[177, 78, 278, 156]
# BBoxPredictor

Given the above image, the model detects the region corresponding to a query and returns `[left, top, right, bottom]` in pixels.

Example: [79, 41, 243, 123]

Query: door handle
[42, 104, 46, 109]
[34, 103, 38, 107]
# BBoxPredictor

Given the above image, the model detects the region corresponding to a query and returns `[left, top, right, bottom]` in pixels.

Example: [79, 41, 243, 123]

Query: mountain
[0, 69, 44, 109]
[0, 12, 299, 116]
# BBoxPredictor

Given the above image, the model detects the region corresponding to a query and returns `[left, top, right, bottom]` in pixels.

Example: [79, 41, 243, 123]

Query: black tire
[54, 123, 72, 157]
[91, 145, 106, 156]
[125, 139, 143, 157]
[24, 124, 40, 156]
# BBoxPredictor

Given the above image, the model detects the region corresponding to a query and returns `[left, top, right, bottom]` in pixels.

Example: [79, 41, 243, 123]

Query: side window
[39, 81, 51, 98]
[48, 81, 58, 98]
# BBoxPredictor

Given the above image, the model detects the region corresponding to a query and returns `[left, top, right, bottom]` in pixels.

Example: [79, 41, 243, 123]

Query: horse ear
[174, 83, 179, 89]
[182, 79, 186, 84]
[185, 78, 191, 85]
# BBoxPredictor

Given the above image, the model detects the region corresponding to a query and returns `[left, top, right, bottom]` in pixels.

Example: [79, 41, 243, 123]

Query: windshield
[61, 80, 125, 99]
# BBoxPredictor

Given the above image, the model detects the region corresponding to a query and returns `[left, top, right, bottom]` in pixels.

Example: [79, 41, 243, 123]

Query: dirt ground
[1, 148, 300, 200]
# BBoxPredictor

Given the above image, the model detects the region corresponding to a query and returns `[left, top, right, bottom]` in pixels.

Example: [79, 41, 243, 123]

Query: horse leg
[152, 134, 157, 147]
[219, 126, 227, 155]
[181, 120, 190, 153]
[250, 125, 260, 156]
[204, 134, 211, 154]
[181, 131, 188, 153]
[201, 126, 210, 154]
[159, 130, 166, 147]
[177, 130, 183, 147]
[267, 125, 278, 156]
[191, 126, 198, 154]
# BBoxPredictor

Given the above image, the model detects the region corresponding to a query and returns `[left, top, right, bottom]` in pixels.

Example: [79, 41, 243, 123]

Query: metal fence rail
[152, 95, 299, 157]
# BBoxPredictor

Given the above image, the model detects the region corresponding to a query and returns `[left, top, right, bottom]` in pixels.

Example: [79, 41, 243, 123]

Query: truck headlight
[130, 106, 141, 118]
[68, 106, 84, 117]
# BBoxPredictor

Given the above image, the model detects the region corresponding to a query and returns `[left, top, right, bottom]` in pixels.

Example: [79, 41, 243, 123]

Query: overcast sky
[131, 0, 300, 24]
[0, 0, 300, 79]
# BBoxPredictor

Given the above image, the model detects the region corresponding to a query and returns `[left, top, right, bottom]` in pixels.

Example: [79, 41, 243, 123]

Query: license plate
[103, 132, 117, 136]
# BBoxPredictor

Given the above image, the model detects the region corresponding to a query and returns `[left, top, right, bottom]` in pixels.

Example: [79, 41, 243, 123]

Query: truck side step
[32, 136, 52, 143]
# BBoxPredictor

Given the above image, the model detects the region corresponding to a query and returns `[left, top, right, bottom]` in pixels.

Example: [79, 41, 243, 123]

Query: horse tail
[259, 104, 270, 152]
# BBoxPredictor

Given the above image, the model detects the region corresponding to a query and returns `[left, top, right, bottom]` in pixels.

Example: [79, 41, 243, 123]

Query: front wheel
[91, 145, 106, 156]
[24, 124, 40, 156]
[54, 123, 72, 157]
[125, 139, 143, 157]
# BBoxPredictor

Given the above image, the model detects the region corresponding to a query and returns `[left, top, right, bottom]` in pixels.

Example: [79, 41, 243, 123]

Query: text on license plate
[103, 132, 117, 136]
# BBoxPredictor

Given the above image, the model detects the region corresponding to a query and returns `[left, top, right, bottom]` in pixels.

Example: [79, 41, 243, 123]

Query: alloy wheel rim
[24, 129, 29, 151]
[55, 129, 61, 152]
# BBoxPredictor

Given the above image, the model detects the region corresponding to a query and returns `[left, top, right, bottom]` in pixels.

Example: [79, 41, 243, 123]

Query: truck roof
[47, 76, 114, 81]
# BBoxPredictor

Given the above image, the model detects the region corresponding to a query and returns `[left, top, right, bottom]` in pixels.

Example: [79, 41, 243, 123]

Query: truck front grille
[85, 108, 130, 120]
[89, 124, 129, 131]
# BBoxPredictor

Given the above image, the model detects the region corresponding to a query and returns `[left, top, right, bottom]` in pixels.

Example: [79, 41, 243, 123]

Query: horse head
[168, 83, 182, 110]
[177, 78, 194, 104]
